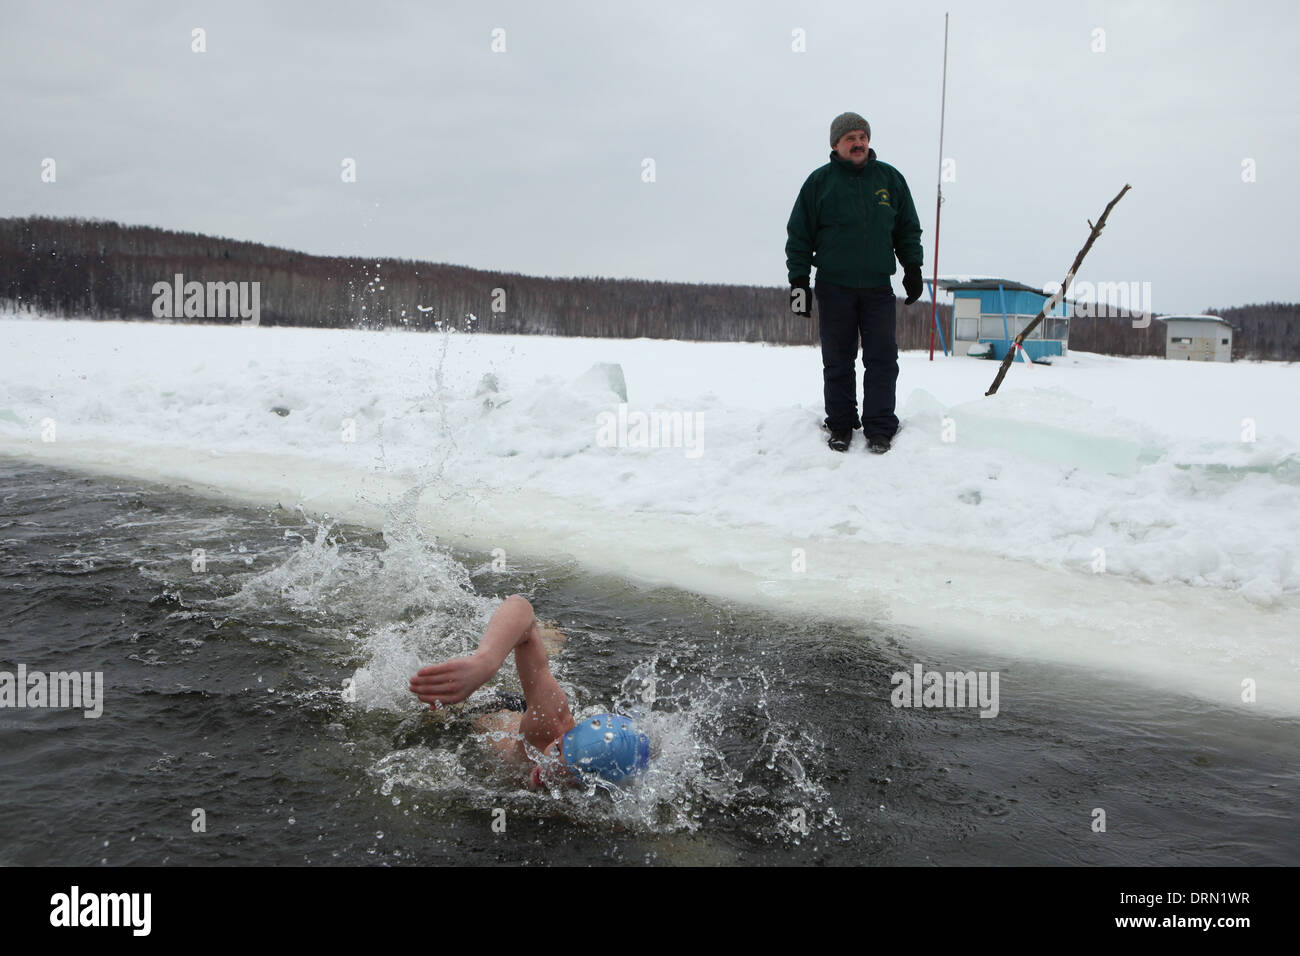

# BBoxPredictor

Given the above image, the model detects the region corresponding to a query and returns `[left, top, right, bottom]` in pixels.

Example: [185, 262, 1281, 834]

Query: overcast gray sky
[3, 0, 1297, 314]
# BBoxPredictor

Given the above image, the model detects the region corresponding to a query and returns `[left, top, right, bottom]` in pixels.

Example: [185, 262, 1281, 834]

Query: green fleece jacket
[786, 148, 923, 288]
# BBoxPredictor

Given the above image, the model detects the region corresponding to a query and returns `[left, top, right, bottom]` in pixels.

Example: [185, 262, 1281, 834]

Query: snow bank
[3, 315, 1297, 712]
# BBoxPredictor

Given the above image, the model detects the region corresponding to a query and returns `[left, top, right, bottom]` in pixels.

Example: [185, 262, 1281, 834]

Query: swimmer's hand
[408, 652, 497, 709]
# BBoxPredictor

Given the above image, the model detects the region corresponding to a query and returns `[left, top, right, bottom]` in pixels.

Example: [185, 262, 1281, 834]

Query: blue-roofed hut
[934, 277, 1071, 362]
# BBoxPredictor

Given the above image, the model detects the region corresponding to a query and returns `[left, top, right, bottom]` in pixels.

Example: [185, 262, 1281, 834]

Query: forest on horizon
[2, 216, 1296, 360]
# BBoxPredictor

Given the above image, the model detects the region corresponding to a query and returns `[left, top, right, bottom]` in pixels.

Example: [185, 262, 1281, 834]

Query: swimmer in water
[407, 594, 650, 789]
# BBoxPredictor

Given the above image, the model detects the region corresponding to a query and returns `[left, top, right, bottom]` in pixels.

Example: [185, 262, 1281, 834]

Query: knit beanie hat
[829, 112, 871, 147]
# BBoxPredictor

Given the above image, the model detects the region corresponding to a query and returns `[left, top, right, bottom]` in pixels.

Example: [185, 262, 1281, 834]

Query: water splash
[204, 511, 480, 629]
[364, 652, 848, 845]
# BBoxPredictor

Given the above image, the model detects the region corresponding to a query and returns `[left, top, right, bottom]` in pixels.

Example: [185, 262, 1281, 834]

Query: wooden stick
[985, 184, 1131, 396]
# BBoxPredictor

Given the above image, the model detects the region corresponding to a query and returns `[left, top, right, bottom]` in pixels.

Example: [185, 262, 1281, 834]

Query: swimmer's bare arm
[512, 610, 574, 753]
[408, 594, 538, 706]
[409, 595, 573, 755]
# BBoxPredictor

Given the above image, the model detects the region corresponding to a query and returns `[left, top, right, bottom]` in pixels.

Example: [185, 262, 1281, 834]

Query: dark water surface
[1, 457, 1296, 866]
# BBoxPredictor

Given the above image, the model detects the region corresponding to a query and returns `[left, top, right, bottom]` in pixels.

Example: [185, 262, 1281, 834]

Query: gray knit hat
[829, 111, 871, 147]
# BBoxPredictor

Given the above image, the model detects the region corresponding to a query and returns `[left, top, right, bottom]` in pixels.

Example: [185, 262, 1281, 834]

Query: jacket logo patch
[875, 188, 891, 206]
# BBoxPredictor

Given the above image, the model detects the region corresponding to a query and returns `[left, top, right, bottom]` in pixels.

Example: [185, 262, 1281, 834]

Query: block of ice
[572, 362, 628, 402]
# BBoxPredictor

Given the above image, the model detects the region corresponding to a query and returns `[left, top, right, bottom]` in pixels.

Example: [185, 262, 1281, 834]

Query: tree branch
[985, 184, 1131, 396]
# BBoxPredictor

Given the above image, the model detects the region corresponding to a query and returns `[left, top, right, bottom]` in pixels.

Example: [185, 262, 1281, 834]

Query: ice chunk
[947, 389, 1164, 476]
[571, 362, 628, 402]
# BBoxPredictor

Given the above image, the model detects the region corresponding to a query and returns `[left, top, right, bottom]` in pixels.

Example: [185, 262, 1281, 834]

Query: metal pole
[929, 12, 950, 360]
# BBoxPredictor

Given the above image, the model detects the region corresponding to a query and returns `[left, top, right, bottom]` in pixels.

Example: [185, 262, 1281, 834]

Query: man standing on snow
[786, 112, 923, 453]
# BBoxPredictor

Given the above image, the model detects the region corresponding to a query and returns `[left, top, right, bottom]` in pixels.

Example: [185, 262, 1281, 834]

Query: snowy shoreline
[3, 315, 1298, 713]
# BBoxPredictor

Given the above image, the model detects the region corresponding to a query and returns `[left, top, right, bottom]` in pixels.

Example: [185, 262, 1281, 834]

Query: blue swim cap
[561, 713, 650, 783]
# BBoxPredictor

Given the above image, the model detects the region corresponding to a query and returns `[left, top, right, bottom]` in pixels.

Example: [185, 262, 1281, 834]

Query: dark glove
[790, 277, 812, 318]
[903, 264, 924, 305]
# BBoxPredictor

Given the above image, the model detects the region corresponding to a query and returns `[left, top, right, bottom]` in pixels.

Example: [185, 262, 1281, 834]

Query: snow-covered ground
[3, 315, 1297, 713]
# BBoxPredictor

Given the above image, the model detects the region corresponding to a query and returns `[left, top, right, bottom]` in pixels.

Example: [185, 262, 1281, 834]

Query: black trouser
[814, 279, 899, 437]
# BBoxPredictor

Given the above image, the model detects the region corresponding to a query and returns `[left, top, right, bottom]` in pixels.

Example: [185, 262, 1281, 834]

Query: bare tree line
[1207, 303, 1300, 361]
[2, 217, 1294, 360]
[1063, 304, 1300, 361]
[1064, 314, 1169, 357]
[0, 216, 953, 347]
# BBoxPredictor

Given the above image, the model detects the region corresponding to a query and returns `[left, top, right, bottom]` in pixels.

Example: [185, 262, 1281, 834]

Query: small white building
[1163, 315, 1233, 362]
